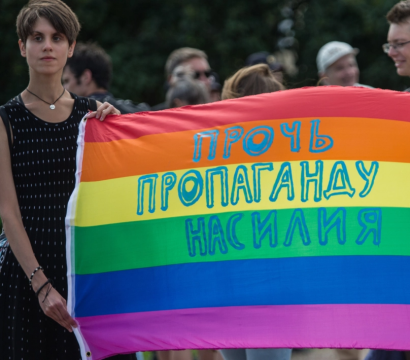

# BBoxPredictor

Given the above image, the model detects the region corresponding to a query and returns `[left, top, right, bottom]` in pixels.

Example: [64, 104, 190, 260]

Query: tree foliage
[293, 0, 409, 90]
[0, 0, 408, 107]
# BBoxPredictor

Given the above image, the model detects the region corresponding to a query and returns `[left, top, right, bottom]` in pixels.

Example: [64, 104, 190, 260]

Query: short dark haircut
[222, 64, 285, 100]
[165, 47, 208, 77]
[387, 1, 410, 24]
[65, 42, 112, 90]
[16, 0, 80, 46]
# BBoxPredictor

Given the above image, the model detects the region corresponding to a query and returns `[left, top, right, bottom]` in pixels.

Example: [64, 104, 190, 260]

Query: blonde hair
[222, 64, 284, 100]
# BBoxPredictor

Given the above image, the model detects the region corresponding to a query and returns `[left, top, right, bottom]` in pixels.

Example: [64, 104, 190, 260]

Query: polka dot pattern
[0, 94, 89, 359]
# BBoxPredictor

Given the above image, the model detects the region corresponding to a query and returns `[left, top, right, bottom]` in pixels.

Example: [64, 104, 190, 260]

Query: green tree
[0, 0, 407, 107]
[292, 0, 409, 90]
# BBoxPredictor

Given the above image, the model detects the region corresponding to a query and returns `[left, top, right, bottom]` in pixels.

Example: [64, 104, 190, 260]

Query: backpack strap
[0, 106, 12, 153]
[88, 98, 98, 112]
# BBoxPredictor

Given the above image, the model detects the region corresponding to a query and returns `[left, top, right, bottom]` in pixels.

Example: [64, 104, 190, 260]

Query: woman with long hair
[220, 63, 291, 360]
[221, 64, 284, 100]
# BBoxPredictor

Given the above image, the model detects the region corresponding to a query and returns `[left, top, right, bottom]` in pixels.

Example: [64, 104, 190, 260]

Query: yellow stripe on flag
[74, 160, 408, 227]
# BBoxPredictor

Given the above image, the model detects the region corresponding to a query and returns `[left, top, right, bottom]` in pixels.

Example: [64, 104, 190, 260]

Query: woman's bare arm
[0, 117, 40, 281]
[0, 116, 77, 332]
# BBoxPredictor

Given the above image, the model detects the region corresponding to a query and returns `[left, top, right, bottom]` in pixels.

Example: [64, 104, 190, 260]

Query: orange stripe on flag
[81, 117, 410, 182]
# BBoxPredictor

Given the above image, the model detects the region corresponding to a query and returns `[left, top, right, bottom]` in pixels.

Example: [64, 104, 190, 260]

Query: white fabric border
[65, 116, 92, 360]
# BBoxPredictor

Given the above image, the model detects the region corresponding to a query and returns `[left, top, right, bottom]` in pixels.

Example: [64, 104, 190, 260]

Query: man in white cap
[317, 41, 371, 87]
[316, 43, 373, 360]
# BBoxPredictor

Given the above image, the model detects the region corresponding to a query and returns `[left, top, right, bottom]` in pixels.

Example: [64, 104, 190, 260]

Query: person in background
[384, 0, 410, 92]
[157, 351, 223, 360]
[153, 47, 218, 110]
[63, 42, 150, 113]
[245, 51, 285, 84]
[220, 63, 291, 360]
[166, 65, 210, 108]
[316, 41, 372, 88]
[317, 39, 372, 360]
[222, 63, 284, 100]
[157, 351, 192, 360]
[364, 4, 410, 360]
[158, 64, 219, 360]
[209, 71, 222, 102]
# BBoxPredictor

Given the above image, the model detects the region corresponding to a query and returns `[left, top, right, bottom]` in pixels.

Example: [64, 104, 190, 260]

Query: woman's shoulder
[1, 96, 22, 123]
[0, 98, 16, 150]
[2, 95, 21, 109]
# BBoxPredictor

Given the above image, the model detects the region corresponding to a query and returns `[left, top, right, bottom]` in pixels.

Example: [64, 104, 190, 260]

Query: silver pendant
[50, 104, 55, 110]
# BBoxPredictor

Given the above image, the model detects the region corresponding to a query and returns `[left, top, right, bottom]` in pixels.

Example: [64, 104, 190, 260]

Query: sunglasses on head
[193, 70, 212, 79]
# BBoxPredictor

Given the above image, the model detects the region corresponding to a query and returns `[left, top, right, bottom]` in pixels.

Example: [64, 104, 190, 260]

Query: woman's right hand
[37, 285, 78, 332]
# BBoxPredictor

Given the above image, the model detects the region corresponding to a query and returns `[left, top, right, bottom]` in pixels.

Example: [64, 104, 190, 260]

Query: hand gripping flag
[66, 86, 410, 360]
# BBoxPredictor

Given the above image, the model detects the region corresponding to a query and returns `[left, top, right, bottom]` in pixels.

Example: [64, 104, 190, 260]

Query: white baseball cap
[317, 41, 359, 73]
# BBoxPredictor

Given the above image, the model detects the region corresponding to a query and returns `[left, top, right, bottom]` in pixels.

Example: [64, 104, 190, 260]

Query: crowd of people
[59, 18, 409, 116]
[1, 0, 410, 359]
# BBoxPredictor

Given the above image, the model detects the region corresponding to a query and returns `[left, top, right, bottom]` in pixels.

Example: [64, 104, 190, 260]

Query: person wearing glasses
[363, 5, 410, 359]
[385, 1, 410, 93]
[317, 41, 372, 88]
[165, 47, 213, 91]
[152, 47, 219, 110]
[166, 65, 210, 108]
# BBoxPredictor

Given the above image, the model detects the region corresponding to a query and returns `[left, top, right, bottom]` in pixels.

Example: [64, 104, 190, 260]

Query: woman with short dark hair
[0, 1, 133, 359]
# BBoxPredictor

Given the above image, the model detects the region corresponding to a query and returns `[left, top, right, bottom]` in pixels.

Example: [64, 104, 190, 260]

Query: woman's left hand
[86, 101, 121, 121]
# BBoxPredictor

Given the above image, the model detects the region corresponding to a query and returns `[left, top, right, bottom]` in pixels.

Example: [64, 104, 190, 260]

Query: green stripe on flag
[74, 207, 410, 275]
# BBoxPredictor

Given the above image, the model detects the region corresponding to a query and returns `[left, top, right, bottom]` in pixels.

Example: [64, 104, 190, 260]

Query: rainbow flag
[66, 86, 410, 360]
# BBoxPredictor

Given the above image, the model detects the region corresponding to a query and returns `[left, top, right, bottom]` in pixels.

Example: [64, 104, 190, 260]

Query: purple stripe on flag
[76, 304, 410, 360]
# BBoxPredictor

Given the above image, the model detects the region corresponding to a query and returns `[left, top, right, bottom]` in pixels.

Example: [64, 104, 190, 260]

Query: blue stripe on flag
[74, 256, 410, 317]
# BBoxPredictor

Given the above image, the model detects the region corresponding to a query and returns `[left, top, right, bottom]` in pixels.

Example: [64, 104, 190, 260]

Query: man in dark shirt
[63, 42, 149, 113]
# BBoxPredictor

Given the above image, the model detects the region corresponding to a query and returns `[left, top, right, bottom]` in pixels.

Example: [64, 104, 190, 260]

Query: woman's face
[18, 17, 75, 75]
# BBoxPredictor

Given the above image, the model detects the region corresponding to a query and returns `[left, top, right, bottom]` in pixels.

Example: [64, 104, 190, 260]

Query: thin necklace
[25, 87, 66, 110]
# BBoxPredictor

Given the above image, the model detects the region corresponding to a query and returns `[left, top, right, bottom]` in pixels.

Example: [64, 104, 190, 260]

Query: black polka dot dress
[0, 93, 89, 359]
